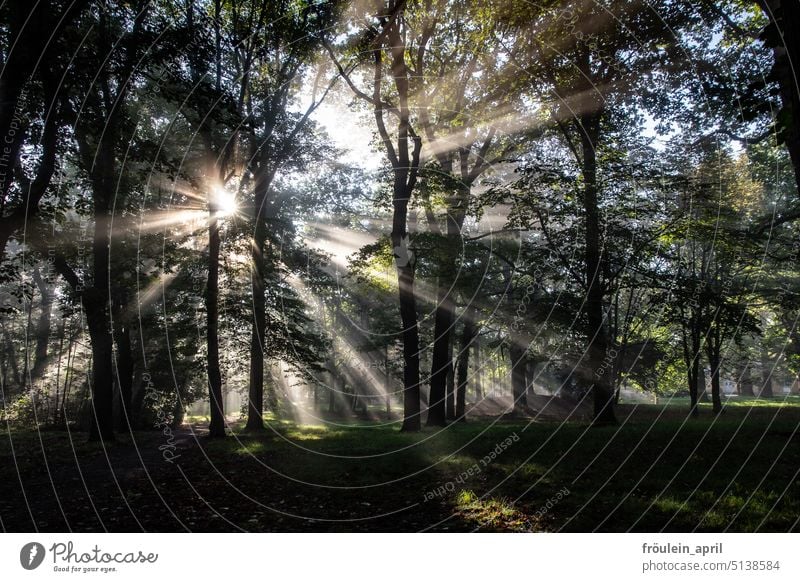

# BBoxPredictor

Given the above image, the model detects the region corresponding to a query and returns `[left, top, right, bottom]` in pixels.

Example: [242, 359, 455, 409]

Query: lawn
[1, 401, 799, 532]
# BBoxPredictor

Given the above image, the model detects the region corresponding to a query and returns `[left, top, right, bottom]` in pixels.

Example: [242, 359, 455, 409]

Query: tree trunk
[397, 262, 421, 431]
[579, 112, 617, 425]
[509, 343, 528, 414]
[474, 340, 482, 400]
[84, 294, 114, 441]
[246, 170, 271, 431]
[427, 285, 452, 426]
[706, 329, 723, 414]
[427, 203, 464, 426]
[698, 363, 709, 402]
[760, 348, 774, 397]
[445, 358, 455, 420]
[738, 362, 755, 397]
[384, 344, 391, 419]
[455, 318, 477, 420]
[31, 267, 52, 380]
[688, 356, 700, 417]
[206, 213, 225, 438]
[113, 319, 134, 431]
[328, 372, 336, 414]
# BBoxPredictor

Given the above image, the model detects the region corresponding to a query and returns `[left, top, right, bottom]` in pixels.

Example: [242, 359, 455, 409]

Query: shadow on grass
[1, 403, 798, 532]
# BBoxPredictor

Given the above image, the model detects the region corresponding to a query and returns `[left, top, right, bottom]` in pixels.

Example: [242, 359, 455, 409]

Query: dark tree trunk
[372, 19, 422, 433]
[509, 343, 528, 414]
[738, 362, 755, 397]
[113, 317, 134, 432]
[688, 357, 700, 417]
[683, 323, 702, 417]
[474, 340, 482, 400]
[246, 169, 272, 431]
[384, 344, 391, 419]
[760, 348, 775, 397]
[84, 294, 114, 441]
[445, 359, 455, 420]
[427, 200, 466, 426]
[397, 263, 421, 432]
[31, 267, 52, 379]
[328, 372, 336, 414]
[206, 213, 225, 438]
[455, 318, 477, 420]
[427, 287, 452, 426]
[706, 328, 723, 414]
[84, 167, 115, 441]
[578, 112, 617, 425]
[698, 363, 709, 402]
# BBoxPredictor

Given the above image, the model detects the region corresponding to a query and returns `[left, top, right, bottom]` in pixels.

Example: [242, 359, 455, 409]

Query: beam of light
[134, 272, 178, 315]
[132, 208, 209, 236]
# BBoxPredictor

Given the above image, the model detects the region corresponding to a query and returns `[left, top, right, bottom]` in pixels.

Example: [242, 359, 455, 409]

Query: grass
[652, 395, 800, 408]
[1, 400, 799, 532]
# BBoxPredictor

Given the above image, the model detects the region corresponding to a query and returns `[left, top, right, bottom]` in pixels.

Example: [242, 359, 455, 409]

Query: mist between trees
[1, 0, 799, 441]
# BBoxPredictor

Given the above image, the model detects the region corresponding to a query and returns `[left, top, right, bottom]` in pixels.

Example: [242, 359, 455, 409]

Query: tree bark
[112, 295, 134, 432]
[578, 112, 617, 425]
[427, 282, 452, 426]
[706, 326, 723, 414]
[383, 20, 422, 432]
[206, 212, 225, 438]
[509, 343, 528, 414]
[455, 316, 477, 420]
[31, 267, 52, 379]
[445, 358, 455, 420]
[397, 263, 421, 431]
[738, 362, 755, 396]
[245, 197, 267, 431]
[84, 292, 114, 441]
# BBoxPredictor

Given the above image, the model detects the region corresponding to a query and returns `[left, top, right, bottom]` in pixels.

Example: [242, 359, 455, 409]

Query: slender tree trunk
[445, 359, 455, 420]
[246, 171, 271, 431]
[4, 329, 21, 389]
[455, 317, 477, 420]
[706, 329, 723, 414]
[688, 356, 700, 417]
[474, 340, 482, 400]
[206, 212, 225, 438]
[328, 376, 336, 414]
[397, 263, 421, 431]
[384, 344, 391, 419]
[738, 362, 755, 397]
[53, 322, 65, 425]
[509, 343, 528, 414]
[31, 267, 51, 379]
[427, 213, 463, 426]
[698, 363, 709, 402]
[579, 112, 617, 425]
[60, 330, 75, 426]
[427, 286, 452, 425]
[760, 348, 774, 397]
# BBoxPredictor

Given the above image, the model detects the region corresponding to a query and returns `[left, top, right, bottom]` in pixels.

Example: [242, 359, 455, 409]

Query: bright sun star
[212, 186, 238, 217]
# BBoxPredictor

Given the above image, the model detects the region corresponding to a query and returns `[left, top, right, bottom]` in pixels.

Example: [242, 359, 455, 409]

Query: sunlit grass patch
[454, 490, 529, 531]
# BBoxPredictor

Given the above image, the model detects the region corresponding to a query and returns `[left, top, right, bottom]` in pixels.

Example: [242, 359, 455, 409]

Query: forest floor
[1, 397, 799, 532]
